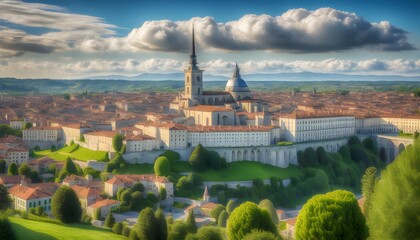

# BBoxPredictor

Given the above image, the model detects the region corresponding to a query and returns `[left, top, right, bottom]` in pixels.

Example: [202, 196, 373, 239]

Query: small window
[197, 76, 200, 82]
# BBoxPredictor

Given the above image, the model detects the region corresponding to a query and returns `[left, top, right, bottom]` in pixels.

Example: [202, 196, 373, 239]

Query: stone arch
[243, 150, 249, 160]
[265, 149, 270, 163]
[237, 151, 242, 161]
[284, 150, 289, 162]
[388, 142, 395, 163]
[232, 151, 236, 162]
[257, 149, 262, 162]
[251, 150, 255, 161]
[275, 151, 279, 162]
[398, 143, 405, 154]
[379, 147, 387, 163]
[222, 116, 228, 125]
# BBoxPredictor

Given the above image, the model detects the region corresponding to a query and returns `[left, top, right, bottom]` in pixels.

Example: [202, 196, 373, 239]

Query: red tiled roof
[84, 131, 117, 138]
[71, 185, 102, 199]
[88, 198, 120, 209]
[184, 105, 233, 112]
[9, 184, 51, 200]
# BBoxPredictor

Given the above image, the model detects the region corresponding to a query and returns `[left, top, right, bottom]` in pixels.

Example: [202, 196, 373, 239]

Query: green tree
[227, 201, 278, 240]
[348, 135, 361, 146]
[23, 122, 32, 129]
[168, 221, 188, 240]
[243, 230, 281, 240]
[159, 187, 167, 201]
[367, 140, 420, 240]
[210, 204, 225, 223]
[50, 144, 56, 152]
[35, 205, 44, 216]
[189, 144, 207, 171]
[18, 163, 31, 177]
[218, 210, 229, 227]
[63, 94, 70, 100]
[120, 189, 132, 206]
[176, 176, 193, 191]
[258, 199, 279, 224]
[94, 208, 101, 220]
[83, 166, 101, 178]
[160, 150, 180, 163]
[112, 134, 124, 152]
[414, 131, 419, 140]
[155, 209, 168, 240]
[105, 212, 116, 228]
[132, 183, 144, 193]
[130, 191, 143, 211]
[51, 185, 82, 223]
[226, 199, 237, 214]
[112, 222, 124, 235]
[0, 214, 17, 240]
[301, 147, 319, 167]
[122, 226, 131, 237]
[186, 210, 197, 233]
[7, 163, 18, 176]
[361, 167, 377, 217]
[362, 138, 375, 152]
[121, 144, 126, 154]
[192, 226, 224, 240]
[0, 184, 12, 210]
[295, 190, 367, 240]
[154, 156, 170, 176]
[63, 157, 77, 175]
[136, 207, 157, 240]
[0, 160, 5, 174]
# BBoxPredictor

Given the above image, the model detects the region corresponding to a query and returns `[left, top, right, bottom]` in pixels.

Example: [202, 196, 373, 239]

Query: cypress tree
[136, 207, 157, 240]
[51, 185, 82, 223]
[155, 209, 168, 240]
[186, 210, 197, 233]
[104, 212, 116, 228]
[0, 215, 17, 240]
[7, 163, 18, 176]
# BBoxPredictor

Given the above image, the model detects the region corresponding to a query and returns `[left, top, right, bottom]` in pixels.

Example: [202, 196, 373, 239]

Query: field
[10, 217, 126, 240]
[196, 161, 303, 181]
[121, 161, 303, 181]
[34, 145, 108, 162]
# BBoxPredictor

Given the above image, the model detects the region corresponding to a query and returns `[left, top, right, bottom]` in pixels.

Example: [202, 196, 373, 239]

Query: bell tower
[184, 26, 203, 99]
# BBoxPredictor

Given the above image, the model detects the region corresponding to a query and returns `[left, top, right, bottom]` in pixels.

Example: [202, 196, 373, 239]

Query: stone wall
[203, 178, 291, 189]
[24, 141, 64, 150]
[122, 138, 350, 168]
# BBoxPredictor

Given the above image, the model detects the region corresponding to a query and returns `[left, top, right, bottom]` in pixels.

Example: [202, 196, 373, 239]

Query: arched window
[197, 76, 200, 82]
[187, 76, 190, 83]
[198, 87, 200, 94]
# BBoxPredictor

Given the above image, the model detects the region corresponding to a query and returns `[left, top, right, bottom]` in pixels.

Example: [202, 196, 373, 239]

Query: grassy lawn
[276, 141, 294, 146]
[197, 161, 304, 181]
[118, 161, 302, 182]
[10, 217, 126, 240]
[33, 145, 108, 162]
[119, 163, 154, 174]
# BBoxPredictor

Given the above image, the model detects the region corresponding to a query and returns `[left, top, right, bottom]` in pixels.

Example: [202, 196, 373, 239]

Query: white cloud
[123, 8, 414, 53]
[1, 58, 419, 78]
[0, 2, 415, 56]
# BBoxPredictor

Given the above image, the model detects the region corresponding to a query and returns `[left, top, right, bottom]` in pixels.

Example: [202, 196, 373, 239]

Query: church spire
[233, 62, 240, 78]
[189, 25, 198, 69]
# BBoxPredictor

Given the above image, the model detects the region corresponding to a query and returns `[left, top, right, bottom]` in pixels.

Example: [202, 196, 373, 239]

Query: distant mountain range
[84, 72, 420, 82]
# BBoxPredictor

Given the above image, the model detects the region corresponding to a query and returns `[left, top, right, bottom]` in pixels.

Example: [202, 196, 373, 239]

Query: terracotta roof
[286, 218, 297, 226]
[105, 174, 170, 185]
[24, 126, 62, 131]
[28, 156, 55, 165]
[84, 131, 117, 138]
[0, 175, 31, 185]
[70, 185, 102, 199]
[184, 105, 233, 112]
[62, 123, 91, 129]
[187, 125, 276, 132]
[88, 198, 120, 209]
[125, 134, 156, 141]
[201, 202, 218, 209]
[9, 184, 51, 200]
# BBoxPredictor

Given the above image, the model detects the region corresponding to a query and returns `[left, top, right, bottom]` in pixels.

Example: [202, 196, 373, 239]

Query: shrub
[112, 134, 124, 152]
[243, 229, 280, 240]
[7, 163, 18, 176]
[218, 210, 228, 227]
[112, 222, 124, 234]
[227, 202, 278, 240]
[348, 135, 361, 146]
[295, 190, 367, 240]
[0, 214, 17, 240]
[189, 144, 207, 171]
[104, 212, 116, 228]
[154, 156, 170, 176]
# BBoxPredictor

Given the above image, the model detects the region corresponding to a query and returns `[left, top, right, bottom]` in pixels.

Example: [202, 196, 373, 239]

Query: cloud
[0, 0, 116, 56]
[1, 58, 419, 78]
[125, 8, 415, 53]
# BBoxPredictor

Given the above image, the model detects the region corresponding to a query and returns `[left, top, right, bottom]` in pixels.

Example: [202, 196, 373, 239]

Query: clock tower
[184, 26, 203, 100]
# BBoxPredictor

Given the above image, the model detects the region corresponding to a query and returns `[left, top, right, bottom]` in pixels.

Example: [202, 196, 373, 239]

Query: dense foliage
[0, 124, 22, 138]
[189, 144, 226, 171]
[0, 184, 11, 210]
[243, 229, 281, 240]
[51, 186, 82, 223]
[295, 190, 368, 240]
[185, 226, 224, 240]
[258, 199, 279, 224]
[367, 140, 420, 240]
[361, 167, 377, 217]
[112, 134, 124, 152]
[154, 156, 170, 177]
[227, 201, 278, 240]
[7, 163, 18, 176]
[0, 214, 17, 240]
[104, 212, 116, 228]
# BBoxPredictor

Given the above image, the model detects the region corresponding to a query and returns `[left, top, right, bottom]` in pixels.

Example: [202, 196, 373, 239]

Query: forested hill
[1, 78, 420, 94]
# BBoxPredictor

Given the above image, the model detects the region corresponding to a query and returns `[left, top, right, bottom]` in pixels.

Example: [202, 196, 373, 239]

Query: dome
[225, 63, 250, 92]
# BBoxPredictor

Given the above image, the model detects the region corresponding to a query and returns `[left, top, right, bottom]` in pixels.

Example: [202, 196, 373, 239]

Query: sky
[0, 0, 419, 79]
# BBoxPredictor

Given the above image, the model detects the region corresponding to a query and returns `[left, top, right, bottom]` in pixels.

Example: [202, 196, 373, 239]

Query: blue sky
[0, 0, 419, 78]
